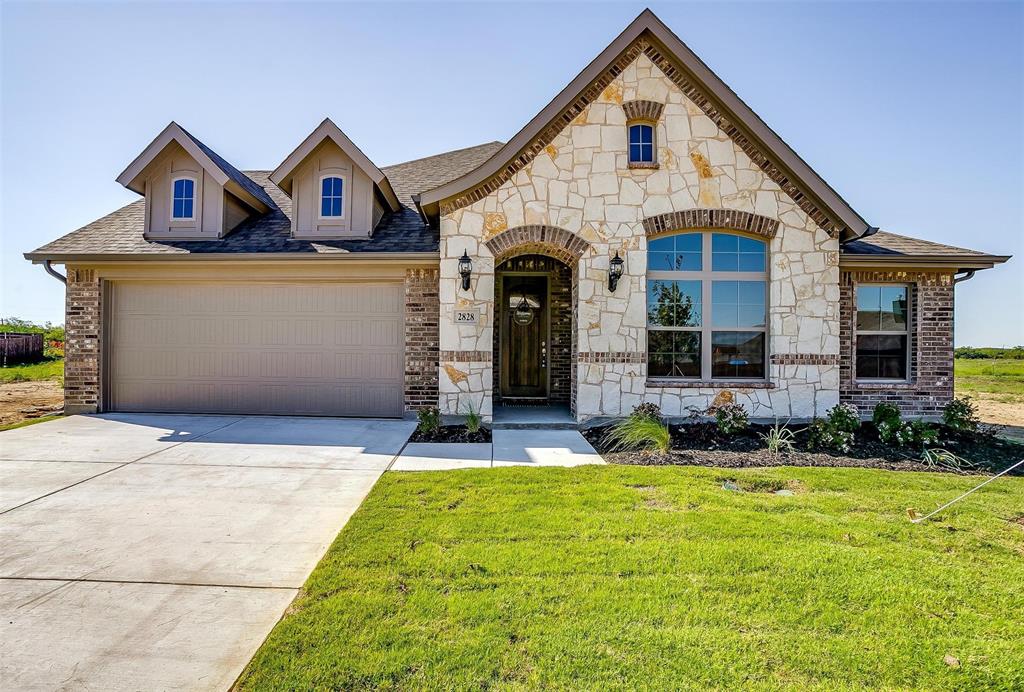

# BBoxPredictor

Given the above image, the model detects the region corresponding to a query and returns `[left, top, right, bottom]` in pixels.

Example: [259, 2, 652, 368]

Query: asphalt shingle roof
[28, 141, 504, 258]
[841, 231, 992, 258]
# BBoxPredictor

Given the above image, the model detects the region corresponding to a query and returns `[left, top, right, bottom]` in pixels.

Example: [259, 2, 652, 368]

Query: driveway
[0, 413, 414, 691]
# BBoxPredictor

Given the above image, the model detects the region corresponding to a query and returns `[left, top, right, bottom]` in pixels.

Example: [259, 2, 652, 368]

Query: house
[25, 10, 1009, 424]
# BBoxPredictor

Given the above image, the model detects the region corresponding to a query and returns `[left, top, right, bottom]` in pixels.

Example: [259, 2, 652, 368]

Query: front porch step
[491, 404, 576, 430]
[490, 421, 579, 430]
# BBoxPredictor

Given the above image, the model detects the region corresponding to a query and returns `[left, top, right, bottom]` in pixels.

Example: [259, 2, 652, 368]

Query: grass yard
[0, 357, 63, 384]
[955, 358, 1024, 403]
[238, 466, 1024, 690]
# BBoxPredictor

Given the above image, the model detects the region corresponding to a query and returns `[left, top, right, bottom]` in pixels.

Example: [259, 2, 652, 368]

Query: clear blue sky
[2, 1, 1021, 345]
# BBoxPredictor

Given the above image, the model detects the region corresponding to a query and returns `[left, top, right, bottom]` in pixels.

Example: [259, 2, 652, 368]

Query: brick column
[64, 268, 102, 414]
[404, 268, 439, 413]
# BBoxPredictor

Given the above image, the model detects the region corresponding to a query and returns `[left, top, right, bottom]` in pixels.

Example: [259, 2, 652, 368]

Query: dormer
[270, 118, 400, 239]
[116, 122, 272, 240]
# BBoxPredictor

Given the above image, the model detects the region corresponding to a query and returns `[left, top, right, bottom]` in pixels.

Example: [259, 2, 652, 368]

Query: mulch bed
[410, 425, 491, 444]
[582, 422, 1024, 475]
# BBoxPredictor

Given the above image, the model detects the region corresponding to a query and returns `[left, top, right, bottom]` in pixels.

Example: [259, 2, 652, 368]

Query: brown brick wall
[839, 270, 954, 418]
[64, 268, 102, 414]
[404, 268, 439, 412]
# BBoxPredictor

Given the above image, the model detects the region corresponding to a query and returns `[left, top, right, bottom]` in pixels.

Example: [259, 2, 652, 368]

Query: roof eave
[838, 253, 1011, 272]
[24, 251, 441, 264]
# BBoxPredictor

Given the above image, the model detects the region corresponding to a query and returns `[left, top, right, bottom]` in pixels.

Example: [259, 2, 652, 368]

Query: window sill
[628, 162, 659, 170]
[851, 380, 915, 390]
[646, 379, 775, 390]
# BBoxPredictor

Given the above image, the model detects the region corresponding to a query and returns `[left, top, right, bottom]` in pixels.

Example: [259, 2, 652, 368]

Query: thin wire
[911, 456, 1024, 524]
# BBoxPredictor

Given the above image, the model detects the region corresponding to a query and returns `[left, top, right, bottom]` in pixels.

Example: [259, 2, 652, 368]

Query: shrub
[873, 403, 938, 447]
[713, 402, 749, 435]
[759, 420, 796, 457]
[942, 396, 980, 433]
[603, 415, 671, 454]
[463, 402, 482, 434]
[631, 402, 663, 421]
[416, 407, 441, 435]
[808, 403, 861, 453]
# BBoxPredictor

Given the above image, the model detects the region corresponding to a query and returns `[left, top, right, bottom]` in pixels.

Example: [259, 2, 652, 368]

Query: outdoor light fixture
[608, 251, 624, 292]
[458, 250, 473, 291]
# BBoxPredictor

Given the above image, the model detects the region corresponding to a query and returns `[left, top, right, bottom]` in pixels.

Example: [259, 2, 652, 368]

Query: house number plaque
[454, 308, 479, 325]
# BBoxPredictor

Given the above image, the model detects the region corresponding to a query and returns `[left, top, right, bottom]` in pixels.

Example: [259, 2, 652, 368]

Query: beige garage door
[108, 281, 404, 417]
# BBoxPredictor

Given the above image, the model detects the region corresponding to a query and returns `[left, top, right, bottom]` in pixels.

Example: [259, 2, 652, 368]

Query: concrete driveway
[0, 413, 414, 691]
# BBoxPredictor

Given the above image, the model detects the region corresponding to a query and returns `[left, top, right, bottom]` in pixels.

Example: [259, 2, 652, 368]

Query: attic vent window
[171, 177, 195, 219]
[320, 176, 344, 218]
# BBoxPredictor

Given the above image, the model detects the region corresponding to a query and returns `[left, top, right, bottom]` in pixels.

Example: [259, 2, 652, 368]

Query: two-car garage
[106, 281, 406, 418]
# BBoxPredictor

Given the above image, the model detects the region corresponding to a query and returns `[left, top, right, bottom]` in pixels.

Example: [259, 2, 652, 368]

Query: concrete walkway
[0, 413, 414, 691]
[391, 429, 605, 471]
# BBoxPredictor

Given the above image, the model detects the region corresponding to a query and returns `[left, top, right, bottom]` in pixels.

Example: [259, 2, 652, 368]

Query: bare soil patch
[973, 393, 1024, 442]
[0, 380, 63, 427]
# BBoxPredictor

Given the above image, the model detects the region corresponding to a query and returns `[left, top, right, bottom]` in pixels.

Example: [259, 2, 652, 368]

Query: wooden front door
[500, 275, 548, 398]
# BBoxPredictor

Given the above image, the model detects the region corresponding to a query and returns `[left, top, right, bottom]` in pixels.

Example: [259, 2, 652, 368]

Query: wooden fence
[1, 333, 44, 366]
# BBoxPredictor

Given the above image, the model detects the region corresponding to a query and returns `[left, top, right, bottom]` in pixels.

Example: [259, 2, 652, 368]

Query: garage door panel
[110, 282, 405, 417]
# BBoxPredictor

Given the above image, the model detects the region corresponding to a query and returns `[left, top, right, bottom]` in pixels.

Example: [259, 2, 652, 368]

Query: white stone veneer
[440, 53, 840, 421]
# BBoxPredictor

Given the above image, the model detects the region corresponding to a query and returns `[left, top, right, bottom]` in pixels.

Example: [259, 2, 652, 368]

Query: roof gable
[270, 118, 401, 213]
[116, 122, 272, 213]
[419, 9, 874, 241]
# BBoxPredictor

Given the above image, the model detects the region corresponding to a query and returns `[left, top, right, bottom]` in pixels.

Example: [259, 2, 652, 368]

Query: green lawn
[0, 358, 63, 384]
[955, 358, 1024, 402]
[238, 466, 1024, 690]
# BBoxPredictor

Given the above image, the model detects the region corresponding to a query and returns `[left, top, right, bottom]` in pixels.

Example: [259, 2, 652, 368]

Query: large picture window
[647, 232, 767, 380]
[855, 284, 909, 380]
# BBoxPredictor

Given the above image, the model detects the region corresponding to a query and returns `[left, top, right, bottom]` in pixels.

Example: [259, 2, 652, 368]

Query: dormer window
[320, 175, 344, 218]
[628, 123, 655, 165]
[171, 177, 195, 219]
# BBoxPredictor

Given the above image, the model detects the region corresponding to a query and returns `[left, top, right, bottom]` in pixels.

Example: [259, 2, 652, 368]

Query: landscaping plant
[920, 447, 975, 472]
[463, 402, 482, 434]
[416, 406, 441, 435]
[712, 402, 749, 435]
[808, 403, 861, 452]
[873, 402, 938, 447]
[603, 407, 671, 454]
[759, 420, 797, 457]
[942, 396, 980, 433]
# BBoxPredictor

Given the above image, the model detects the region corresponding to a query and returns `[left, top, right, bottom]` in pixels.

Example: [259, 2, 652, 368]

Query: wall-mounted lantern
[458, 250, 473, 291]
[608, 251, 624, 292]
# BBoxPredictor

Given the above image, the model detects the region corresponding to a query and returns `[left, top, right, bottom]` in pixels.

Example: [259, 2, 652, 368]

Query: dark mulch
[582, 422, 1024, 475]
[410, 425, 491, 444]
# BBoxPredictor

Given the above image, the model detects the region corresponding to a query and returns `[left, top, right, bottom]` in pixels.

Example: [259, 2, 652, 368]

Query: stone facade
[404, 268, 440, 413]
[439, 52, 841, 421]
[839, 270, 955, 418]
[64, 268, 102, 415]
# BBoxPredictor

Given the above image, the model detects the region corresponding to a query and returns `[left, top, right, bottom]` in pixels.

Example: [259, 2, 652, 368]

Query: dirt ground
[0, 380, 64, 427]
[974, 393, 1024, 442]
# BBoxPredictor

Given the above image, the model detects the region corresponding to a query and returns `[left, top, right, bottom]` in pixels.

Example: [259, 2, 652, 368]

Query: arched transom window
[647, 232, 768, 380]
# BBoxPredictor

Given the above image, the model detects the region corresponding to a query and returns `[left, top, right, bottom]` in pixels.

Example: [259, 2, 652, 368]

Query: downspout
[42, 260, 67, 284]
[953, 270, 976, 284]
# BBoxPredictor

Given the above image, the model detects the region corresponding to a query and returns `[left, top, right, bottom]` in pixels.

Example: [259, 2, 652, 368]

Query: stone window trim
[438, 38, 846, 237]
[622, 99, 665, 123]
[483, 225, 592, 268]
[852, 282, 912, 385]
[643, 209, 780, 240]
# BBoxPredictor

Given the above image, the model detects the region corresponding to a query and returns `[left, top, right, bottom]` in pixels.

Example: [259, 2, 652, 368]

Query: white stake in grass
[908, 456, 1024, 523]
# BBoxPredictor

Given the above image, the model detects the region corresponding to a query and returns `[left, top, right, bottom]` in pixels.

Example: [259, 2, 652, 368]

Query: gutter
[953, 270, 976, 284]
[42, 260, 67, 284]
